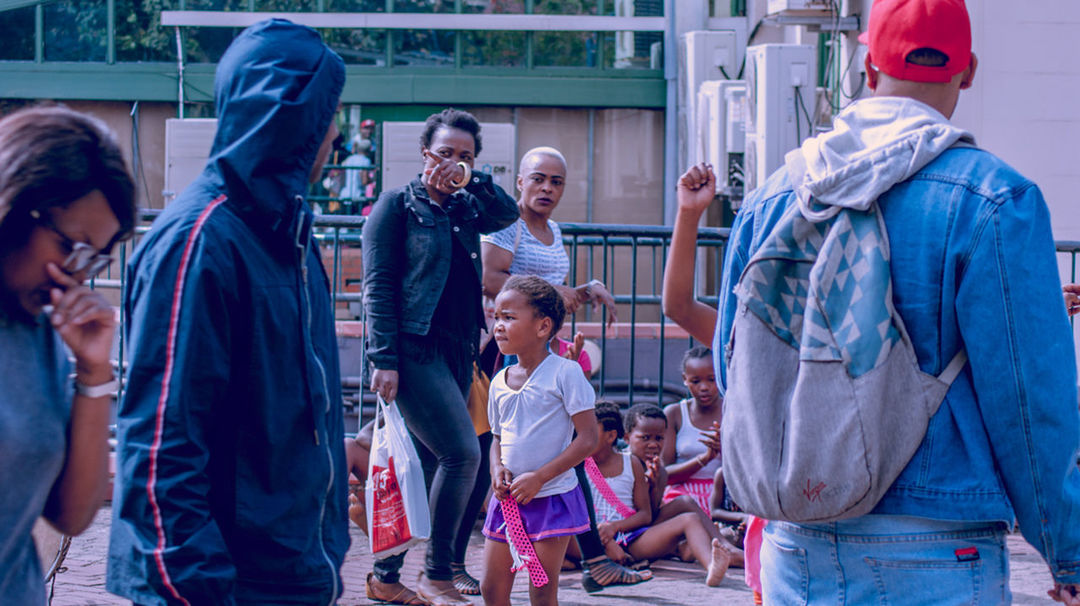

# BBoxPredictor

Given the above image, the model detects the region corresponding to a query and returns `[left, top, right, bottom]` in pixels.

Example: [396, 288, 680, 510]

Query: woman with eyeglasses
[0, 105, 136, 604]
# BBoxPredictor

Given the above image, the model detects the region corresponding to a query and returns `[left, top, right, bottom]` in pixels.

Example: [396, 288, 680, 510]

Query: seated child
[624, 403, 743, 567]
[662, 347, 724, 514]
[709, 466, 750, 541]
[344, 419, 375, 534]
[583, 401, 732, 587]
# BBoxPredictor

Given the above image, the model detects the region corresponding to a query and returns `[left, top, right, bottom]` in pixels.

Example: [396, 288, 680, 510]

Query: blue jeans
[762, 515, 1010, 605]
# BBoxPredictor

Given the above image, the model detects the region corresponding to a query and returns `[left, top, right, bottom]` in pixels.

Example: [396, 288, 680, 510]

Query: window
[0, 6, 34, 61]
[462, 31, 526, 67]
[44, 1, 108, 62]
[116, 0, 179, 62]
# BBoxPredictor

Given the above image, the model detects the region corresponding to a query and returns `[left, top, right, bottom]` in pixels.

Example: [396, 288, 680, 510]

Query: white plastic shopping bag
[366, 395, 430, 558]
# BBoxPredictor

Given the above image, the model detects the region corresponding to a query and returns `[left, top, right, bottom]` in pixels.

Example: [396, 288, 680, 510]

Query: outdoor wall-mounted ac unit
[743, 43, 816, 193]
[696, 80, 747, 194]
[381, 122, 517, 194]
[164, 118, 217, 205]
[767, 0, 834, 16]
[680, 30, 738, 168]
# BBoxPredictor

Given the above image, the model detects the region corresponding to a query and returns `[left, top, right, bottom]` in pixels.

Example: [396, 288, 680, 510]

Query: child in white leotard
[662, 346, 723, 512]
[583, 402, 731, 587]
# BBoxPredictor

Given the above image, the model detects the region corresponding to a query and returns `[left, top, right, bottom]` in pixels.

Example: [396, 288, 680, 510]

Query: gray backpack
[721, 197, 967, 522]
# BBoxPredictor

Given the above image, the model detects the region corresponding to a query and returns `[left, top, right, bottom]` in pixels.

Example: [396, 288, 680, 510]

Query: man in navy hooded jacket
[107, 20, 348, 605]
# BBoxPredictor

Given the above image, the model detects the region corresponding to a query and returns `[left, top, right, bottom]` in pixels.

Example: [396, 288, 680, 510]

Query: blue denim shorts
[762, 515, 1010, 605]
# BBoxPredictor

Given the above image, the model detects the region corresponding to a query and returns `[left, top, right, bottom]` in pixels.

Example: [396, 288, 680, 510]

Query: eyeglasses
[30, 210, 114, 279]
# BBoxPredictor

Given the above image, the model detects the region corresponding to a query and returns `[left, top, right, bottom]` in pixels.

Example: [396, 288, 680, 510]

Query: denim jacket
[362, 174, 518, 371]
[717, 101, 1080, 584]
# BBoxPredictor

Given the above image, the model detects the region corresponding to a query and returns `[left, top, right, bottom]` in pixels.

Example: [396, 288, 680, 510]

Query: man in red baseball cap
[709, 0, 1080, 603]
[858, 0, 977, 118]
[357, 117, 377, 162]
[860, 0, 972, 83]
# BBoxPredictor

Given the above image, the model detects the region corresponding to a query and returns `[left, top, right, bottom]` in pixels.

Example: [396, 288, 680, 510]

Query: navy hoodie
[107, 20, 348, 605]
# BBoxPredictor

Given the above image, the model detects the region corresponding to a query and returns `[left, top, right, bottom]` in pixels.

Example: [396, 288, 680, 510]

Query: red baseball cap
[360, 118, 375, 128]
[858, 0, 972, 83]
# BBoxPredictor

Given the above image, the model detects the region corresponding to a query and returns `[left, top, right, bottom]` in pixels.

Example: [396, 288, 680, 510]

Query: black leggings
[452, 430, 492, 564]
[372, 335, 480, 583]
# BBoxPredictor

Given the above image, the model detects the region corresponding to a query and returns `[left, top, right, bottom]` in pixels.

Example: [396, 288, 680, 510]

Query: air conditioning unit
[743, 43, 816, 193]
[696, 80, 747, 194]
[767, 0, 833, 16]
[381, 122, 516, 194]
[680, 30, 738, 168]
[164, 118, 217, 205]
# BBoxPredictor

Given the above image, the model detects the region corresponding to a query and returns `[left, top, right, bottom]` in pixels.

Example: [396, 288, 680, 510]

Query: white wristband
[582, 279, 604, 299]
[74, 375, 118, 399]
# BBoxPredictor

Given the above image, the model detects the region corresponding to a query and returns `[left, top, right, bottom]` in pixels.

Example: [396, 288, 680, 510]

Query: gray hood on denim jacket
[784, 97, 974, 219]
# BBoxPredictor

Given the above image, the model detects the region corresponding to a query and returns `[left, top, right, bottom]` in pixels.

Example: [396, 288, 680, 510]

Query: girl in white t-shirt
[480, 275, 599, 606]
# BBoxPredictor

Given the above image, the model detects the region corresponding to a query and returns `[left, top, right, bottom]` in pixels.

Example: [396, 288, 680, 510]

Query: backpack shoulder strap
[938, 349, 968, 385]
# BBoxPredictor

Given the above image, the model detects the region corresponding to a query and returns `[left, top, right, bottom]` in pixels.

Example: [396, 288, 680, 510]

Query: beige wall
[59, 101, 175, 210]
[512, 107, 666, 322]
[514, 107, 590, 220]
[0, 100, 175, 210]
[951, 1, 1080, 239]
[592, 108, 666, 225]
[508, 107, 666, 226]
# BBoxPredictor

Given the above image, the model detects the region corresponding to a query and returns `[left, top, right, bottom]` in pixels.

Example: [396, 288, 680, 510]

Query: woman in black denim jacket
[361, 108, 518, 606]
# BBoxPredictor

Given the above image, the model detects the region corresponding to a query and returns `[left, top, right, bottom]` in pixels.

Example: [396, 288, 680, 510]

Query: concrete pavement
[45, 506, 1057, 605]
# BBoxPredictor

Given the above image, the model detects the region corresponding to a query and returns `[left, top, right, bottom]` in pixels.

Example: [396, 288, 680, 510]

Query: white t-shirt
[341, 152, 372, 201]
[481, 218, 570, 287]
[489, 354, 596, 498]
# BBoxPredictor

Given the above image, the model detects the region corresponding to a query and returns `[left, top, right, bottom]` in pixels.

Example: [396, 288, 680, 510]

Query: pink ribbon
[584, 456, 637, 519]
[499, 497, 549, 588]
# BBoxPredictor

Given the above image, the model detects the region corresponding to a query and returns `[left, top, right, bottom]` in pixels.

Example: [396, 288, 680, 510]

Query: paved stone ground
[44, 506, 1057, 605]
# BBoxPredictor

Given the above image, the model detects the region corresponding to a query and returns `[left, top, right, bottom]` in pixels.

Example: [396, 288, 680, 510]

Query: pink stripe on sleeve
[145, 195, 226, 606]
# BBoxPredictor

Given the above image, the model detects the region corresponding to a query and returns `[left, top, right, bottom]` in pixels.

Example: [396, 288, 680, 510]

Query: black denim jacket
[362, 173, 518, 370]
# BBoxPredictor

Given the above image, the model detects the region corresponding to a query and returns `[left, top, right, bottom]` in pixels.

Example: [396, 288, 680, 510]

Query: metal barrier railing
[96, 211, 1080, 417]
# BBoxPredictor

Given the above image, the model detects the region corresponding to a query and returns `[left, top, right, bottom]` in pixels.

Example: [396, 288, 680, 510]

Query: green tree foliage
[0, 5, 34, 61]
[8, 0, 623, 68]
[116, 0, 175, 62]
[532, 0, 596, 67]
[44, 0, 108, 61]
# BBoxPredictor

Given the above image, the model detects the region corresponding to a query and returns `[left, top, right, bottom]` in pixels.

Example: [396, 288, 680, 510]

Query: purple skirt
[483, 485, 591, 543]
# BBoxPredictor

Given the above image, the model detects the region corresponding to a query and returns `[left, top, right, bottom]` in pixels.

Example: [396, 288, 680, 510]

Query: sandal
[365, 572, 426, 605]
[415, 571, 472, 606]
[449, 562, 481, 596]
[581, 557, 652, 593]
[718, 521, 746, 550]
